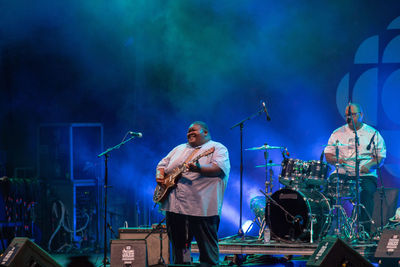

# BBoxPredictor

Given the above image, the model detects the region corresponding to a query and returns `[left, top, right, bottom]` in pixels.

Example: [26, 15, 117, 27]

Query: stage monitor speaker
[372, 188, 399, 232]
[306, 236, 373, 267]
[110, 239, 147, 267]
[374, 229, 400, 267]
[118, 227, 170, 265]
[0, 237, 61, 267]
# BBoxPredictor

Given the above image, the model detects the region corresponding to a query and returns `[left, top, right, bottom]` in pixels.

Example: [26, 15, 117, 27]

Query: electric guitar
[153, 147, 215, 203]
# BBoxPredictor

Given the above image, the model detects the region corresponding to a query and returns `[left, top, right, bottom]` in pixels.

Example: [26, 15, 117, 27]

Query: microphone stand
[259, 190, 298, 225]
[348, 115, 361, 238]
[231, 107, 266, 235]
[97, 134, 139, 267]
[371, 134, 386, 233]
[144, 217, 167, 267]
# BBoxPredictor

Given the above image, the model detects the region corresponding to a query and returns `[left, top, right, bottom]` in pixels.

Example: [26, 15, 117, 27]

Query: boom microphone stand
[371, 133, 387, 233]
[348, 109, 361, 238]
[231, 106, 269, 235]
[97, 133, 141, 267]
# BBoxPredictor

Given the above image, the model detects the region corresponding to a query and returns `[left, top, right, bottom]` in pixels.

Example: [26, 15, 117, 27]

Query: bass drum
[268, 188, 330, 242]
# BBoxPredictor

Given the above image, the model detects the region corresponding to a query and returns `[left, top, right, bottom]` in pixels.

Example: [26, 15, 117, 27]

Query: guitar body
[153, 147, 215, 204]
[153, 168, 182, 203]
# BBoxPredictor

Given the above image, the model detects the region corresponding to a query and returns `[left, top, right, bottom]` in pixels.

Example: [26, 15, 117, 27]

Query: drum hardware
[324, 139, 375, 241]
[349, 200, 375, 240]
[324, 142, 351, 147]
[254, 144, 286, 240]
[247, 143, 288, 241]
[325, 145, 357, 240]
[245, 145, 285, 151]
[250, 196, 267, 240]
[263, 145, 275, 195]
[255, 163, 281, 168]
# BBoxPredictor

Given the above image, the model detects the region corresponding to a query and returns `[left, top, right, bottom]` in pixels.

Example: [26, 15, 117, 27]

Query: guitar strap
[184, 147, 201, 164]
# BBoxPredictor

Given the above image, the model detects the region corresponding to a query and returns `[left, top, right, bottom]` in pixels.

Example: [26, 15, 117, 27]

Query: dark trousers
[359, 176, 377, 232]
[329, 174, 377, 233]
[166, 211, 220, 266]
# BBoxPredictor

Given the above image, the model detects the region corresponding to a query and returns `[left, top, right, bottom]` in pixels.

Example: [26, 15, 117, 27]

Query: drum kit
[247, 143, 373, 244]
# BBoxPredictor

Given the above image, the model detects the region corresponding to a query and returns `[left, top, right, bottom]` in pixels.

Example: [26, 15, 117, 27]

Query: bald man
[324, 103, 386, 236]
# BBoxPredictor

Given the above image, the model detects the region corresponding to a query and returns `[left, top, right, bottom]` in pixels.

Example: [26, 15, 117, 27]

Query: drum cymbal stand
[264, 146, 274, 195]
[349, 198, 374, 240]
[328, 172, 355, 240]
[256, 147, 273, 240]
[327, 145, 355, 240]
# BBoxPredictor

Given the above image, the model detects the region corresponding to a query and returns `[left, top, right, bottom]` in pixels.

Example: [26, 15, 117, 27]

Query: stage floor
[191, 235, 378, 265]
[49, 235, 380, 266]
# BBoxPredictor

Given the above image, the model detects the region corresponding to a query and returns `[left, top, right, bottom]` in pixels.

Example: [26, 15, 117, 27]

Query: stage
[191, 236, 378, 264]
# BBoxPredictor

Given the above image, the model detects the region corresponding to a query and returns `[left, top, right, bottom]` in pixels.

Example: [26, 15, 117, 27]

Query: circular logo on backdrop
[336, 16, 400, 178]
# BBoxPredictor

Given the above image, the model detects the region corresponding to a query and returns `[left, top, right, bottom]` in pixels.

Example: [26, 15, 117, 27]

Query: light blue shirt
[157, 140, 230, 216]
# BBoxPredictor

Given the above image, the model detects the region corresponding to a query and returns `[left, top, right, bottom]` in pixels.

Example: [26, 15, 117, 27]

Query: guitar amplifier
[110, 239, 147, 267]
[118, 227, 170, 265]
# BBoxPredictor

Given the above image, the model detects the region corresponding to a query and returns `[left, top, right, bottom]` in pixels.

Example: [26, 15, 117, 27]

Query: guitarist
[156, 121, 230, 266]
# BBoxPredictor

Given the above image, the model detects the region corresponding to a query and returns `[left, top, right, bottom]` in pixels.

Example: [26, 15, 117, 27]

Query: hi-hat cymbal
[246, 145, 284, 151]
[255, 163, 281, 168]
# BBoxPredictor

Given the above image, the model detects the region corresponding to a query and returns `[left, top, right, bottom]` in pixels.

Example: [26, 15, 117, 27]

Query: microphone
[320, 149, 324, 162]
[129, 131, 143, 138]
[284, 148, 290, 157]
[366, 131, 376, 150]
[262, 101, 271, 121]
[346, 102, 352, 123]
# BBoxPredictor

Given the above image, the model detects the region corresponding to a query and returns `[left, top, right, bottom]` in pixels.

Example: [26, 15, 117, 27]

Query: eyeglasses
[346, 112, 360, 117]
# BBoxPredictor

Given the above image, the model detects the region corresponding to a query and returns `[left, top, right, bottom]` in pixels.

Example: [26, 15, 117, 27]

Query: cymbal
[323, 143, 350, 147]
[340, 163, 355, 168]
[246, 145, 284, 151]
[342, 157, 372, 161]
[255, 163, 281, 168]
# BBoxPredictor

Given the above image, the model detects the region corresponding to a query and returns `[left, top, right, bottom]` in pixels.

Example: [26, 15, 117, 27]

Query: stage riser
[191, 242, 376, 258]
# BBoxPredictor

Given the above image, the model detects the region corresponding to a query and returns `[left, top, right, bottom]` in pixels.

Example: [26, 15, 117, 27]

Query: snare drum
[325, 174, 356, 198]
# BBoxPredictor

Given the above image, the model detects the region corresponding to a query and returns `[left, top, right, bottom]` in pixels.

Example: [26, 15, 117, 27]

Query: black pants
[166, 211, 220, 266]
[329, 174, 377, 233]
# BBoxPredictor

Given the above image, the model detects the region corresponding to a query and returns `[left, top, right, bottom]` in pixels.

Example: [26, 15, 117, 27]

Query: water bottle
[264, 225, 271, 243]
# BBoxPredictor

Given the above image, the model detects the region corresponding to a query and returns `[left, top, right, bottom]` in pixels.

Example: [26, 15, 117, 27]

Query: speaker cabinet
[110, 239, 147, 267]
[37, 123, 103, 181]
[306, 237, 373, 267]
[0, 237, 61, 267]
[372, 188, 399, 232]
[118, 227, 170, 266]
[375, 229, 400, 266]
